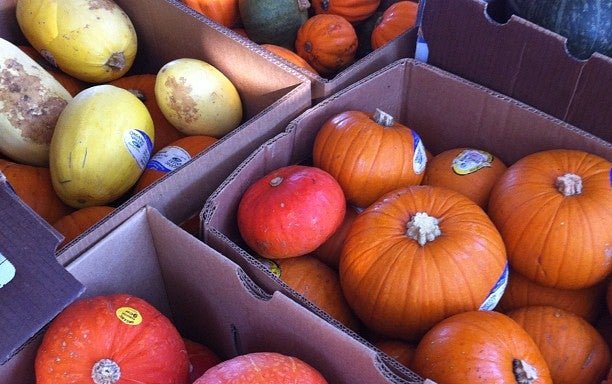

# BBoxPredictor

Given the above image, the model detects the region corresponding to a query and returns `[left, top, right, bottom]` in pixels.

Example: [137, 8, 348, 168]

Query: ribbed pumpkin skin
[35, 294, 189, 383]
[295, 14, 358, 76]
[313, 110, 427, 208]
[53, 205, 115, 249]
[339, 185, 507, 341]
[508, 306, 611, 384]
[371, 1, 418, 50]
[182, 0, 240, 27]
[311, 0, 381, 22]
[412, 310, 553, 384]
[487, 149, 612, 289]
[261, 44, 319, 74]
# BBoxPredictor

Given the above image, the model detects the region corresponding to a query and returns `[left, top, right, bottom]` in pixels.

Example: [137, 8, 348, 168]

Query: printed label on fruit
[124, 129, 153, 170]
[146, 146, 192, 173]
[116, 306, 143, 326]
[412, 131, 427, 175]
[479, 263, 509, 311]
[0, 252, 16, 289]
[258, 258, 281, 278]
[452, 149, 493, 175]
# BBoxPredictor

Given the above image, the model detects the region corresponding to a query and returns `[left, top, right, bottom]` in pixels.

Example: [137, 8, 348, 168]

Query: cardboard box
[169, 0, 419, 102]
[201, 57, 611, 370]
[0, 0, 312, 264]
[418, 0, 612, 142]
[0, 206, 425, 383]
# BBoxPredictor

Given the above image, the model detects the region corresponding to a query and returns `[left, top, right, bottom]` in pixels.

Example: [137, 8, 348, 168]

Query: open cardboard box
[418, 0, 612, 142]
[200, 57, 612, 367]
[168, 0, 419, 103]
[0, 0, 312, 265]
[0, 205, 425, 384]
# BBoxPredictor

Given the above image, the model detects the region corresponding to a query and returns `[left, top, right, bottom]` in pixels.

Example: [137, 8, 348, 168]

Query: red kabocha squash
[488, 149, 612, 289]
[339, 185, 508, 341]
[237, 165, 346, 259]
[53, 205, 115, 249]
[313, 109, 428, 208]
[35, 293, 189, 384]
[133, 135, 218, 193]
[412, 310, 553, 384]
[182, 0, 240, 27]
[260, 254, 360, 331]
[370, 1, 418, 50]
[507, 306, 611, 384]
[261, 44, 319, 74]
[422, 147, 507, 209]
[312, 205, 360, 269]
[295, 14, 358, 77]
[183, 338, 222, 384]
[497, 269, 605, 323]
[193, 352, 328, 383]
[311, 0, 381, 22]
[0, 158, 73, 224]
[110, 74, 185, 153]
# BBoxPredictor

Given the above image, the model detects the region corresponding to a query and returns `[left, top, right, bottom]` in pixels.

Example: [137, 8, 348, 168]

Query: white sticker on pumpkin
[145, 146, 191, 173]
[412, 130, 427, 175]
[124, 129, 153, 170]
[479, 263, 509, 311]
[0, 252, 16, 288]
[451, 149, 493, 175]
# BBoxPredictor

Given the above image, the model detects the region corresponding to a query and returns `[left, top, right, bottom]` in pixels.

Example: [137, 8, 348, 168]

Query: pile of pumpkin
[0, 0, 245, 248]
[235, 108, 612, 383]
[182, 0, 419, 77]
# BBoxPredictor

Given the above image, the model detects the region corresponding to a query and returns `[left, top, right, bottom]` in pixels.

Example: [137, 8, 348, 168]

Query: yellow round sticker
[116, 306, 143, 326]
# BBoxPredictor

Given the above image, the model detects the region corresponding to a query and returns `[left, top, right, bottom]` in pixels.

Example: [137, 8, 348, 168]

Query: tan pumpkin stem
[92, 358, 121, 384]
[297, 0, 311, 11]
[270, 176, 283, 187]
[373, 108, 395, 127]
[555, 173, 582, 196]
[406, 212, 441, 246]
[512, 359, 538, 384]
[105, 52, 126, 72]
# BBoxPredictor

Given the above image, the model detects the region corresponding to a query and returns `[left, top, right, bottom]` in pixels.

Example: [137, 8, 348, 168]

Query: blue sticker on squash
[479, 263, 509, 311]
[145, 146, 192, 173]
[124, 129, 153, 170]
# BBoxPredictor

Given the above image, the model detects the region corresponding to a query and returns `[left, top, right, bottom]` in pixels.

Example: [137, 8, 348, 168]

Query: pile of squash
[0, 0, 243, 247]
[235, 107, 612, 383]
[182, 0, 419, 77]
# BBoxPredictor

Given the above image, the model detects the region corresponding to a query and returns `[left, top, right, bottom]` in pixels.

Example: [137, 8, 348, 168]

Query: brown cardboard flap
[419, 0, 612, 142]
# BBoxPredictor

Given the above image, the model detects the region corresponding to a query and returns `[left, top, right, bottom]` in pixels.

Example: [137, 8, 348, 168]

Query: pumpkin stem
[555, 173, 582, 196]
[270, 176, 283, 187]
[105, 52, 126, 72]
[406, 212, 441, 246]
[297, 0, 311, 11]
[512, 359, 539, 384]
[92, 358, 121, 384]
[373, 109, 395, 127]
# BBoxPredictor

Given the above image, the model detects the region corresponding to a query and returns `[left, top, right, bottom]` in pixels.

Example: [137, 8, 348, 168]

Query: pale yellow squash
[16, 0, 138, 83]
[50, 85, 154, 208]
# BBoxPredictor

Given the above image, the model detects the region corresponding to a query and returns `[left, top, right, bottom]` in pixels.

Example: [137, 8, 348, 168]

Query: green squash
[239, 0, 311, 49]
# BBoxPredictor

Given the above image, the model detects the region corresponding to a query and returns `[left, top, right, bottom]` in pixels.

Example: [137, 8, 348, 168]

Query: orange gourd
[312, 205, 360, 269]
[339, 185, 508, 341]
[313, 109, 428, 208]
[370, 1, 418, 50]
[0, 158, 73, 224]
[109, 74, 185, 153]
[295, 14, 358, 77]
[508, 306, 611, 384]
[133, 135, 218, 193]
[260, 255, 360, 331]
[422, 147, 507, 209]
[182, 0, 241, 27]
[261, 44, 319, 74]
[311, 0, 381, 22]
[35, 293, 190, 383]
[488, 149, 612, 289]
[53, 206, 115, 249]
[412, 310, 553, 383]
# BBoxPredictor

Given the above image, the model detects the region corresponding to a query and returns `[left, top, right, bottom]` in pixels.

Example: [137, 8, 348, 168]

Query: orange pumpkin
[53, 206, 115, 249]
[261, 44, 319, 74]
[133, 135, 218, 193]
[0, 158, 73, 224]
[35, 293, 190, 383]
[109, 74, 185, 153]
[339, 185, 508, 341]
[260, 255, 360, 331]
[295, 14, 358, 77]
[412, 310, 552, 383]
[497, 269, 605, 323]
[313, 109, 428, 208]
[508, 306, 611, 384]
[371, 338, 416, 368]
[312, 205, 360, 269]
[371, 1, 418, 50]
[311, 0, 381, 22]
[488, 149, 612, 289]
[182, 0, 240, 27]
[183, 338, 222, 384]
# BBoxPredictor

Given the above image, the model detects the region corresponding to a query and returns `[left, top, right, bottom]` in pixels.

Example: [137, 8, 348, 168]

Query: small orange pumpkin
[371, 338, 416, 368]
[183, 338, 222, 384]
[261, 44, 319, 74]
[295, 14, 358, 77]
[182, 0, 240, 27]
[53, 206, 115, 249]
[311, 0, 381, 22]
[371, 1, 418, 50]
[312, 205, 360, 269]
